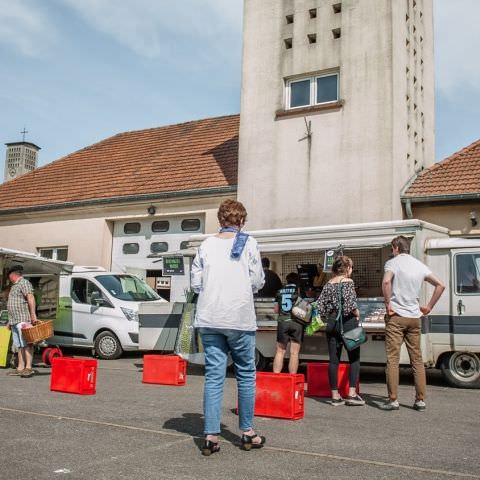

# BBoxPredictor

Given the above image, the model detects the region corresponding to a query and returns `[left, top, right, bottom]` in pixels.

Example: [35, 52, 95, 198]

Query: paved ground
[1, 352, 479, 480]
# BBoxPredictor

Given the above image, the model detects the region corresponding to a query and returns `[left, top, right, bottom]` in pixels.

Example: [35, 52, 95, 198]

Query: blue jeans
[199, 328, 256, 435]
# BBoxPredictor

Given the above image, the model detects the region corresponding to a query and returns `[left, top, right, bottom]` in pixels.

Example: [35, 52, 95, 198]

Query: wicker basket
[21, 320, 54, 344]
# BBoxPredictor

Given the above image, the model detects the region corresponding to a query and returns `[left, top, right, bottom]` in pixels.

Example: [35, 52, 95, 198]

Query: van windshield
[95, 275, 161, 302]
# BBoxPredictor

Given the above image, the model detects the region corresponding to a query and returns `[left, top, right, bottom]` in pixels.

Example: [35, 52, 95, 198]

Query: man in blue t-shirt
[272, 273, 304, 374]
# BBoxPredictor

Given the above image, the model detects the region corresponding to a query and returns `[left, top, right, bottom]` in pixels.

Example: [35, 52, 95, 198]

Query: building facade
[403, 139, 480, 237]
[0, 115, 238, 299]
[238, 0, 434, 230]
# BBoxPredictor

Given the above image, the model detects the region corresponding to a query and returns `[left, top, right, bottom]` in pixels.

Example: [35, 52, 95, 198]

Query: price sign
[163, 256, 185, 275]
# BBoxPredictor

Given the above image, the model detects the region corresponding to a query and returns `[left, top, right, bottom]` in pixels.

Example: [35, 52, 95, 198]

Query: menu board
[163, 256, 185, 275]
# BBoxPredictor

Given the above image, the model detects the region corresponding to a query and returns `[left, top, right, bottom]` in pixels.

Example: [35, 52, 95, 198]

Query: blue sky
[0, 0, 479, 176]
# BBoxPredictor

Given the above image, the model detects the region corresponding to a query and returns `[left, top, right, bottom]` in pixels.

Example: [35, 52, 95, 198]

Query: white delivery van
[175, 220, 480, 388]
[52, 266, 166, 359]
[0, 249, 167, 360]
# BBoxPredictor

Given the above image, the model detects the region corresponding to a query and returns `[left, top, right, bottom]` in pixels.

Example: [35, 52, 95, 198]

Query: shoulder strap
[335, 283, 344, 334]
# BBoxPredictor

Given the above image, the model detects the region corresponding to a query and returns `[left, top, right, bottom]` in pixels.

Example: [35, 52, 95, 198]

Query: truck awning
[257, 235, 405, 253]
[0, 248, 74, 275]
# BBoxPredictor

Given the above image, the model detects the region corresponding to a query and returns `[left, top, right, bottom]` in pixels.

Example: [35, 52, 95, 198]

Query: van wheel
[94, 331, 123, 360]
[255, 349, 268, 371]
[441, 352, 480, 389]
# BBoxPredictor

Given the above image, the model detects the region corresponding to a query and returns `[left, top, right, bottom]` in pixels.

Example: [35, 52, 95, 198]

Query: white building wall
[0, 196, 230, 270]
[238, 0, 434, 230]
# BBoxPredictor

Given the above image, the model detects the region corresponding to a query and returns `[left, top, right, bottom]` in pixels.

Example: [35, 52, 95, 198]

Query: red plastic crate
[307, 362, 359, 398]
[254, 372, 304, 420]
[143, 355, 186, 386]
[50, 357, 97, 395]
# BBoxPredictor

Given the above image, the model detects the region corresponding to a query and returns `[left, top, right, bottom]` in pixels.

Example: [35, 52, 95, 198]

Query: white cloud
[0, 0, 56, 57]
[435, 0, 480, 95]
[61, 0, 243, 62]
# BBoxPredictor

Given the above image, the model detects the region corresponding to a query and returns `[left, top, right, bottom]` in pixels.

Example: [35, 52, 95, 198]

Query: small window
[39, 249, 53, 259]
[124, 222, 141, 234]
[286, 14, 294, 24]
[123, 243, 139, 254]
[38, 247, 68, 261]
[150, 242, 168, 254]
[180, 241, 190, 250]
[332, 28, 341, 39]
[309, 8, 317, 18]
[181, 219, 201, 232]
[456, 254, 480, 294]
[290, 79, 311, 108]
[152, 220, 170, 233]
[316, 75, 338, 103]
[287, 73, 339, 109]
[333, 3, 342, 14]
[308, 33, 317, 44]
[284, 38, 293, 50]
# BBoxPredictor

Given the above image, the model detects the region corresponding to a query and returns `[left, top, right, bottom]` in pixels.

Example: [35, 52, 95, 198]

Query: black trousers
[325, 317, 361, 391]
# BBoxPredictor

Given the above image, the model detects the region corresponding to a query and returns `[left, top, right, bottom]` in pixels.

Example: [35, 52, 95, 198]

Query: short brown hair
[217, 199, 247, 228]
[391, 236, 410, 254]
[332, 256, 353, 276]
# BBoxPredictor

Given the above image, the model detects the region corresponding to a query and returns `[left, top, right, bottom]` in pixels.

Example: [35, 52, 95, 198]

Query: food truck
[140, 220, 480, 389]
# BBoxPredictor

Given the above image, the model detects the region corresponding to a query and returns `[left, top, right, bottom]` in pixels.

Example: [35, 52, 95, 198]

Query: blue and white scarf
[219, 227, 249, 260]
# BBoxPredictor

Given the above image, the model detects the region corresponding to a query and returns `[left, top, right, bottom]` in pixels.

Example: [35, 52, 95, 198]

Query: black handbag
[336, 283, 367, 351]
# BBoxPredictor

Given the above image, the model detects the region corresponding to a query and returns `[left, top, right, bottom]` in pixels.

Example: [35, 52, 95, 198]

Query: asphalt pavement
[1, 352, 479, 480]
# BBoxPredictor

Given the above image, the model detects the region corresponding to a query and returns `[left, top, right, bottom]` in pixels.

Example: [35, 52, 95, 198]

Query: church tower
[4, 134, 40, 182]
[238, 0, 434, 230]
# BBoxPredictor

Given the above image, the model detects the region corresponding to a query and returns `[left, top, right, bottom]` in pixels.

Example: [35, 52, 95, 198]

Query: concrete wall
[0, 195, 231, 269]
[412, 203, 480, 237]
[238, 0, 434, 230]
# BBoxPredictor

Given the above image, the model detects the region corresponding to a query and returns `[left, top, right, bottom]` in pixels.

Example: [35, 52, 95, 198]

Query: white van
[0, 249, 167, 360]
[51, 266, 166, 359]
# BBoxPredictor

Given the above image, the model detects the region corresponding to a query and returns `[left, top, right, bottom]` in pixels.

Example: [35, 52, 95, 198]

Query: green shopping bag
[305, 302, 325, 336]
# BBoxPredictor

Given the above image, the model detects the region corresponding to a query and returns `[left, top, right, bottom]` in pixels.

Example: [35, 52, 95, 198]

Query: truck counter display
[159, 220, 480, 389]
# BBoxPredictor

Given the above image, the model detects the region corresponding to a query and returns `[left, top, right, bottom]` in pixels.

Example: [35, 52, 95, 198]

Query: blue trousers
[199, 328, 256, 435]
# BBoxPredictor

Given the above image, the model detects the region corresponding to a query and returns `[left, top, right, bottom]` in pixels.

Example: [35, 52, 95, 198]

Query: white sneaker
[413, 400, 426, 411]
[380, 399, 400, 411]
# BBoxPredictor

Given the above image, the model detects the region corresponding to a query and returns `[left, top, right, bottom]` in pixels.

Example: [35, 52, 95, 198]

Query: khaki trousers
[385, 315, 426, 401]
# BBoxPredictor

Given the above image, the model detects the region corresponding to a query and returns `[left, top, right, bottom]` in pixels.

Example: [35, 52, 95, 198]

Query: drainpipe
[399, 171, 421, 219]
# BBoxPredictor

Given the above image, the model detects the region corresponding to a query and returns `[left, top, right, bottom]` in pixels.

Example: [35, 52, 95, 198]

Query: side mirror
[90, 291, 104, 306]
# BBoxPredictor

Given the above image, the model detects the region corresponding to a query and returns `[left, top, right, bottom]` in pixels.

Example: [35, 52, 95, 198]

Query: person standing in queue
[191, 199, 266, 456]
[381, 236, 445, 411]
[272, 272, 303, 374]
[257, 257, 282, 297]
[317, 256, 365, 406]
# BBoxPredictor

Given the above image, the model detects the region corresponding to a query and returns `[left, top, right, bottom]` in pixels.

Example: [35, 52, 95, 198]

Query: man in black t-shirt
[272, 273, 304, 374]
[257, 258, 283, 297]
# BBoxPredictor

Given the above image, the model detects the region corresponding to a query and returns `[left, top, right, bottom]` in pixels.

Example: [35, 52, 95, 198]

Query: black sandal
[241, 433, 266, 451]
[201, 439, 220, 456]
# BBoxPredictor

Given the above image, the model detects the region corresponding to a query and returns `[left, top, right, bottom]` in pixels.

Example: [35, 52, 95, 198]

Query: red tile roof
[0, 114, 239, 213]
[405, 139, 480, 199]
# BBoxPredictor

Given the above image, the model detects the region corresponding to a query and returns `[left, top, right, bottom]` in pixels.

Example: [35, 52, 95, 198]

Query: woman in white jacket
[191, 199, 266, 456]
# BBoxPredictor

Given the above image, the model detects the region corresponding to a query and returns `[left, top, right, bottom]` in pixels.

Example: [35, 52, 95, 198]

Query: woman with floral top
[317, 256, 365, 406]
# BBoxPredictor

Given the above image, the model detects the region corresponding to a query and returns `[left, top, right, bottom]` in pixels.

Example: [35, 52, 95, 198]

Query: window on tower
[286, 72, 339, 109]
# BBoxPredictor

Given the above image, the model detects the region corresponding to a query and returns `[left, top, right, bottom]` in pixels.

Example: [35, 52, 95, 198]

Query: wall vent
[332, 28, 341, 39]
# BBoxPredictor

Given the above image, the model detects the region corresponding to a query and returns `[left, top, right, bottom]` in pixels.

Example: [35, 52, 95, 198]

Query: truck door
[452, 251, 480, 349]
[69, 277, 113, 346]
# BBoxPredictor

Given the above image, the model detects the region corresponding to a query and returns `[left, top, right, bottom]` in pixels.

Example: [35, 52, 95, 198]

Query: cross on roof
[21, 127, 28, 142]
